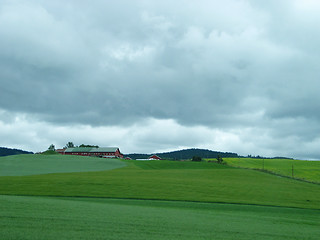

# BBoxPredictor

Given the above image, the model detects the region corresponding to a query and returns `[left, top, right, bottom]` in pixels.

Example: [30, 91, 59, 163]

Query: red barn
[56, 148, 66, 154]
[148, 155, 161, 160]
[63, 147, 123, 158]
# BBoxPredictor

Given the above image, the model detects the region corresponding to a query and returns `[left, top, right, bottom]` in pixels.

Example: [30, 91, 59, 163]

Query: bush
[41, 150, 59, 155]
[192, 156, 202, 162]
[217, 155, 223, 164]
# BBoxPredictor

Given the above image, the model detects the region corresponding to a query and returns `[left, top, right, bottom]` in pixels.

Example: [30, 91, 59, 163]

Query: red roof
[56, 149, 66, 153]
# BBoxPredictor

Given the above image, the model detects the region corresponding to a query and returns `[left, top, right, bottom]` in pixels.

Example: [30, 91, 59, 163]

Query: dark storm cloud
[0, 0, 258, 125]
[0, 0, 320, 158]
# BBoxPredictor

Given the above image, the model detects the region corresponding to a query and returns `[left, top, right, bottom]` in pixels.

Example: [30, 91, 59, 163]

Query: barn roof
[64, 147, 94, 152]
[93, 147, 119, 153]
[64, 147, 119, 153]
[56, 148, 66, 153]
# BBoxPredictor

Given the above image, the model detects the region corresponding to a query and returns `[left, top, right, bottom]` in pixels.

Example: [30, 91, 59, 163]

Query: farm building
[149, 155, 161, 160]
[56, 149, 66, 154]
[62, 147, 123, 158]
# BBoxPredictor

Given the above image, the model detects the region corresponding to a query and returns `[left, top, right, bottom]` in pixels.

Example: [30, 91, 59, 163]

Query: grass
[1, 195, 319, 240]
[0, 154, 126, 176]
[41, 150, 59, 155]
[0, 159, 319, 209]
[1, 157, 320, 239]
[220, 158, 320, 183]
[132, 159, 232, 169]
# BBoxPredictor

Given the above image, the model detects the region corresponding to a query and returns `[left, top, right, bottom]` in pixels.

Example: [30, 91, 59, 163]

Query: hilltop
[0, 147, 33, 157]
[126, 148, 238, 160]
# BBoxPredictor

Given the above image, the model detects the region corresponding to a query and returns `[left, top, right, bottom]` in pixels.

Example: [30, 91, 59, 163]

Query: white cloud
[294, 0, 320, 11]
[1, 110, 318, 159]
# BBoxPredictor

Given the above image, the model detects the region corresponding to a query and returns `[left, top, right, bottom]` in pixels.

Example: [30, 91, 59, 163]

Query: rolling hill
[1, 154, 319, 239]
[126, 148, 239, 159]
[0, 156, 319, 209]
[0, 146, 33, 157]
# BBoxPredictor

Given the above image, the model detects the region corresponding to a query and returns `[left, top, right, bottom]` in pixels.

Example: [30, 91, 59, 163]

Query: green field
[0, 154, 126, 176]
[0, 155, 319, 239]
[1, 195, 319, 240]
[221, 158, 320, 183]
[1, 158, 319, 209]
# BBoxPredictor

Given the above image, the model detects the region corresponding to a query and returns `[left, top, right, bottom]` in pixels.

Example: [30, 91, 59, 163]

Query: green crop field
[1, 195, 319, 240]
[0, 154, 126, 176]
[0, 155, 320, 239]
[1, 158, 319, 209]
[220, 158, 320, 183]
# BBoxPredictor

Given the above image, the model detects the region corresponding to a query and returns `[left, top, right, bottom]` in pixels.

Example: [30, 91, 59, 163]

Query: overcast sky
[1, 0, 320, 159]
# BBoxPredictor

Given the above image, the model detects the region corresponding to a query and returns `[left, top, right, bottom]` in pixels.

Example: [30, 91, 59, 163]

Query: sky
[1, 0, 320, 159]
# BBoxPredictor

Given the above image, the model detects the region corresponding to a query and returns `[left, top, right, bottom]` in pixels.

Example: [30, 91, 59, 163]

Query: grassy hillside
[1, 195, 319, 240]
[1, 157, 320, 239]
[0, 159, 319, 209]
[0, 154, 126, 176]
[132, 159, 232, 169]
[221, 158, 320, 183]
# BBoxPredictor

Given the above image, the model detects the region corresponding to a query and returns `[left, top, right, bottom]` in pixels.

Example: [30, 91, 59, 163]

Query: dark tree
[48, 144, 55, 151]
[79, 144, 99, 148]
[192, 156, 202, 162]
[65, 142, 75, 148]
[217, 155, 223, 164]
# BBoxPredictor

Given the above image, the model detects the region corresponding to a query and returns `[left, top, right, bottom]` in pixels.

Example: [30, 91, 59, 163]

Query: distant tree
[65, 142, 75, 148]
[79, 144, 99, 148]
[217, 154, 223, 164]
[192, 156, 202, 162]
[48, 144, 55, 151]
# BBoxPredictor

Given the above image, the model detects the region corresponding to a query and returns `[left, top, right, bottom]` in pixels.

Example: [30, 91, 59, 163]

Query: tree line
[126, 148, 238, 160]
[47, 142, 100, 151]
[0, 147, 33, 157]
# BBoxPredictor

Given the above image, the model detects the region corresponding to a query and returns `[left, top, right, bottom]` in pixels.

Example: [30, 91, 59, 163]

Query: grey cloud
[0, 0, 320, 158]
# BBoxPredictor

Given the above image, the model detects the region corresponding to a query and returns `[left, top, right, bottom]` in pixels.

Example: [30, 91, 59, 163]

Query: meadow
[221, 158, 320, 183]
[0, 155, 319, 239]
[1, 195, 319, 240]
[0, 154, 126, 176]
